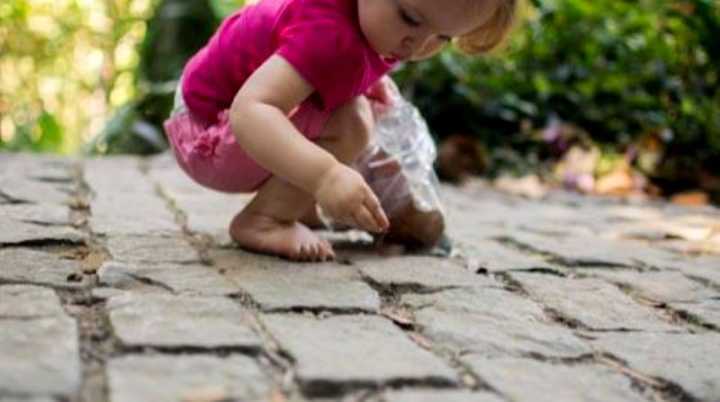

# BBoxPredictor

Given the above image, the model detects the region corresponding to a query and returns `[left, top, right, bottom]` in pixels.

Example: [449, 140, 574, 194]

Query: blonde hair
[456, 0, 523, 54]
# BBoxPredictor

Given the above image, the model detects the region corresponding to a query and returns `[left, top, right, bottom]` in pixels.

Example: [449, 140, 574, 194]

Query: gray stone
[0, 285, 67, 318]
[89, 195, 180, 236]
[83, 157, 156, 194]
[148, 155, 251, 243]
[84, 158, 181, 236]
[0, 287, 80, 396]
[98, 261, 236, 296]
[413, 307, 590, 358]
[261, 314, 456, 385]
[402, 287, 546, 322]
[0, 203, 70, 226]
[507, 231, 661, 268]
[586, 270, 717, 303]
[0, 176, 71, 205]
[0, 153, 74, 183]
[0, 398, 55, 402]
[511, 273, 679, 331]
[382, 389, 503, 402]
[453, 238, 557, 273]
[355, 255, 498, 289]
[0, 217, 84, 246]
[211, 248, 380, 311]
[107, 293, 261, 348]
[107, 355, 272, 402]
[105, 235, 200, 264]
[0, 248, 87, 288]
[590, 332, 720, 401]
[665, 256, 720, 287]
[670, 299, 720, 328]
[463, 357, 647, 402]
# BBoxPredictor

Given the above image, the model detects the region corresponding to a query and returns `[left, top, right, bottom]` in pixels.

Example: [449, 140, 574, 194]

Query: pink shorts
[163, 103, 332, 193]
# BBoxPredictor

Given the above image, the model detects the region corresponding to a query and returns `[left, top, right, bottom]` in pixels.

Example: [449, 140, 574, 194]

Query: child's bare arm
[229, 55, 388, 233]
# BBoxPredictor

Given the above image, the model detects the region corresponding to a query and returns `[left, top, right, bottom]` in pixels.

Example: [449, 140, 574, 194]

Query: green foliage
[0, 111, 62, 152]
[393, 0, 720, 181]
[88, 0, 243, 155]
[0, 0, 160, 154]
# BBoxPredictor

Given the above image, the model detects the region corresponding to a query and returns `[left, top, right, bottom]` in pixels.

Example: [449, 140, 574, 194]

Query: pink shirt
[181, 0, 396, 125]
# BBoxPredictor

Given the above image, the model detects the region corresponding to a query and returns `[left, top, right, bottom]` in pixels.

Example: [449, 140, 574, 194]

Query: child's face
[358, 0, 497, 61]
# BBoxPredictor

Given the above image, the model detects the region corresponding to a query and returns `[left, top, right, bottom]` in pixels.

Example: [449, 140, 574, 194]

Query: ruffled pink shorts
[163, 103, 331, 193]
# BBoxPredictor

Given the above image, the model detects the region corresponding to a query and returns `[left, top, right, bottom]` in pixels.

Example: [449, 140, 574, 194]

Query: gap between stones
[493, 272, 700, 402]
[141, 154, 488, 398]
[494, 236, 636, 270]
[359, 273, 501, 396]
[140, 158, 302, 400]
[55, 160, 114, 402]
[605, 280, 718, 333]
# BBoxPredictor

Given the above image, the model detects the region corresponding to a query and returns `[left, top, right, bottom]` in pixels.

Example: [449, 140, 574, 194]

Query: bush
[393, 0, 720, 189]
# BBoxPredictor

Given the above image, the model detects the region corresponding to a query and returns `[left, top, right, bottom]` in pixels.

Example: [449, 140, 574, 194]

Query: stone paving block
[84, 157, 181, 236]
[402, 287, 547, 321]
[507, 231, 672, 268]
[586, 270, 718, 303]
[452, 238, 557, 273]
[0, 176, 71, 205]
[98, 261, 236, 296]
[0, 248, 87, 288]
[211, 248, 380, 311]
[511, 272, 679, 331]
[88, 195, 180, 236]
[0, 285, 67, 318]
[107, 355, 272, 402]
[0, 397, 55, 402]
[355, 255, 498, 289]
[412, 306, 590, 358]
[670, 299, 720, 328]
[0, 153, 74, 182]
[0, 285, 80, 396]
[0, 217, 84, 246]
[261, 314, 456, 386]
[107, 293, 261, 348]
[382, 389, 503, 402]
[105, 235, 201, 264]
[589, 332, 720, 401]
[463, 357, 648, 402]
[0, 203, 71, 226]
[148, 155, 251, 243]
[663, 256, 720, 287]
[83, 157, 156, 193]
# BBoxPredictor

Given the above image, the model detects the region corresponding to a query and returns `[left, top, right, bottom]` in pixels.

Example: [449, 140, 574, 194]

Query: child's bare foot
[229, 209, 335, 262]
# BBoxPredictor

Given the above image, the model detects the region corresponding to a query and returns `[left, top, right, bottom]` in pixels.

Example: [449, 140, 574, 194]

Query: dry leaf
[494, 174, 547, 199]
[181, 386, 228, 402]
[408, 332, 432, 349]
[381, 306, 414, 327]
[670, 191, 709, 206]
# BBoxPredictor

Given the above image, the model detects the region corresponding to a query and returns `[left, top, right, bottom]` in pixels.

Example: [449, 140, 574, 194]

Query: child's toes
[321, 240, 335, 261]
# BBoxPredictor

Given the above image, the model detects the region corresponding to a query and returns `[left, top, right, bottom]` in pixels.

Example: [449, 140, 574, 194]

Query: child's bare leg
[229, 96, 374, 261]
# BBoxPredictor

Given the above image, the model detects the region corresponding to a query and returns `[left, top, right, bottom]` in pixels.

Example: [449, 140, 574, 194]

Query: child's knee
[332, 96, 374, 152]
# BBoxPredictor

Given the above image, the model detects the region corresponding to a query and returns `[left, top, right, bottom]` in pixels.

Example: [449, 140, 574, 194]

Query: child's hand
[314, 163, 389, 233]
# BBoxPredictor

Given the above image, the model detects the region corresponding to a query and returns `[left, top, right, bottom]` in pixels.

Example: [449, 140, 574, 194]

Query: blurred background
[1, 0, 718, 204]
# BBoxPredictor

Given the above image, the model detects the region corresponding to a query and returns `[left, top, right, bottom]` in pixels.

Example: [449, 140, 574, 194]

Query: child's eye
[399, 9, 420, 27]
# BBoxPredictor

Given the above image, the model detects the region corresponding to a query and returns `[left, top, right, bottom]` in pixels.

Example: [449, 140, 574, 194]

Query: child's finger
[354, 207, 380, 233]
[363, 191, 389, 231]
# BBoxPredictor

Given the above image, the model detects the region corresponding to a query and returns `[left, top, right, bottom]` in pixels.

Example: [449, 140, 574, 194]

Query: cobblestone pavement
[1, 152, 719, 402]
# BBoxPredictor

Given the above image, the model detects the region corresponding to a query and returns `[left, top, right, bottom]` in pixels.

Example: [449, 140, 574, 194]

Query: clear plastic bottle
[319, 78, 446, 248]
[364, 79, 444, 215]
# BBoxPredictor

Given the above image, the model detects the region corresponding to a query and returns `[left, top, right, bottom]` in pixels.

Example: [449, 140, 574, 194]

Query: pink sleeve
[276, 10, 364, 111]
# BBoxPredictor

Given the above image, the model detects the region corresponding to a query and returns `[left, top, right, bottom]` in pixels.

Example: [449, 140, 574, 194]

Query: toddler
[164, 0, 520, 262]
